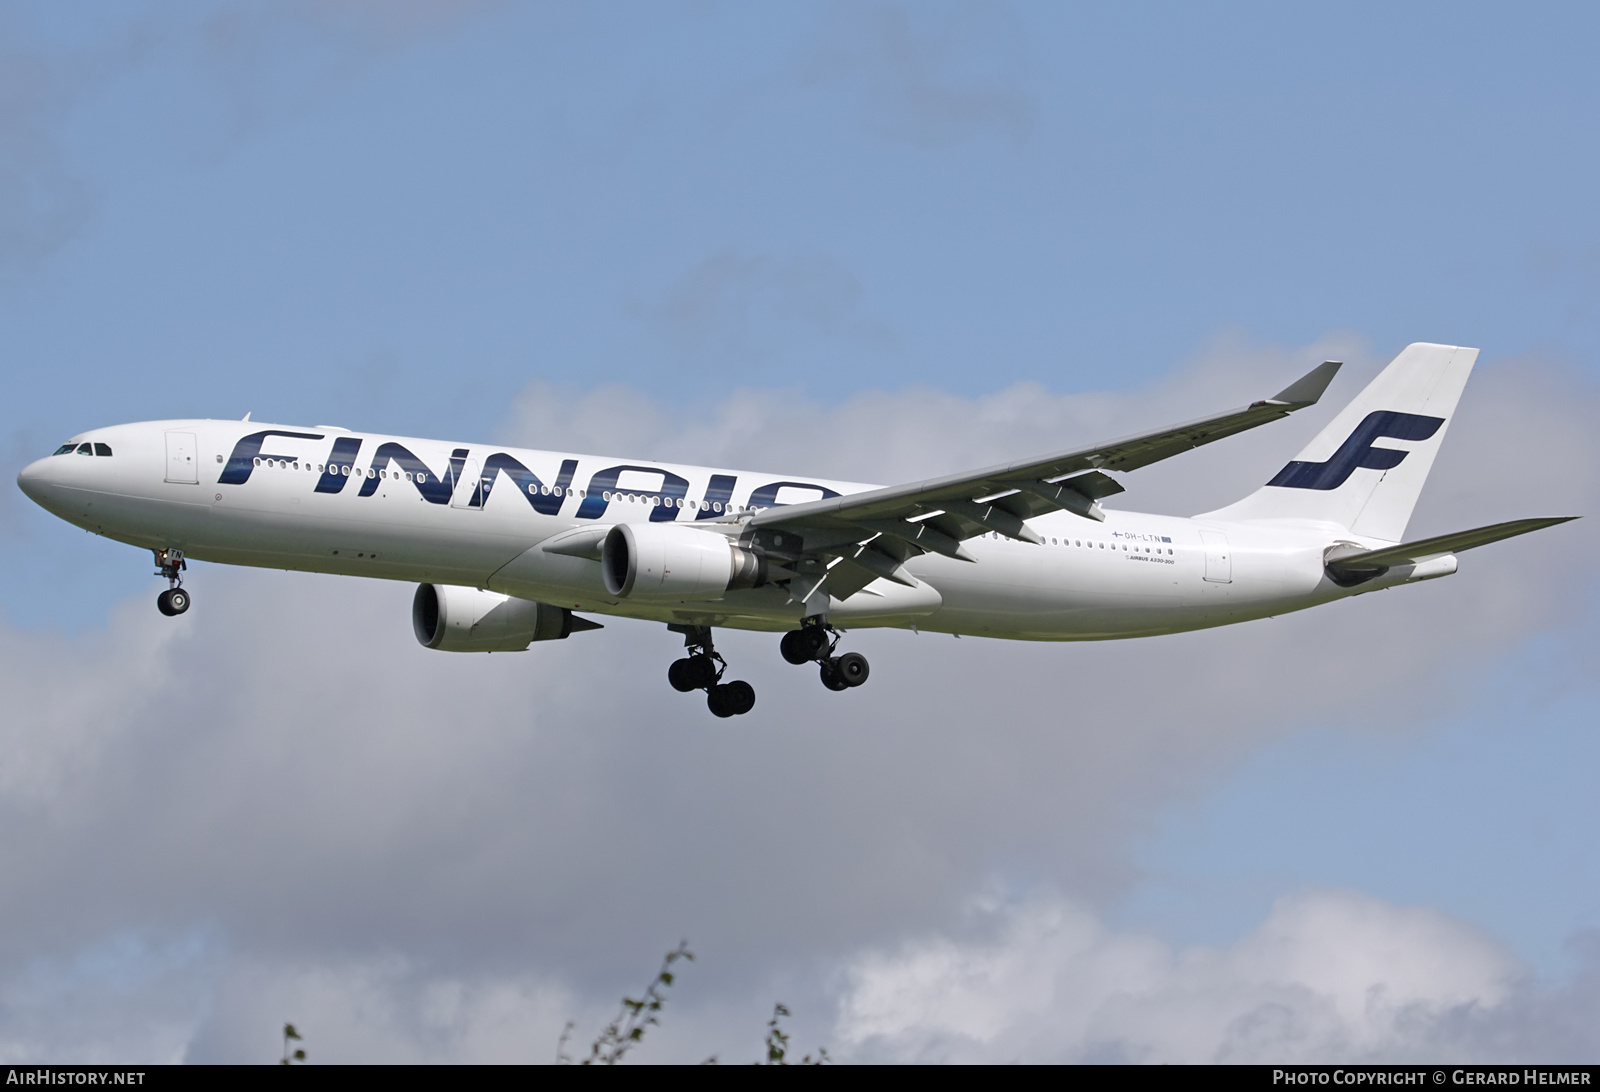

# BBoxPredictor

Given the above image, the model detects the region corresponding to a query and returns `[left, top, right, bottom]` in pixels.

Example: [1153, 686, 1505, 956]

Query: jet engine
[601, 523, 768, 601]
[413, 584, 596, 651]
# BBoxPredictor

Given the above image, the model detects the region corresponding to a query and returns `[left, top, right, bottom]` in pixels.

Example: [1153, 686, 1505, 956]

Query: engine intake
[601, 523, 768, 601]
[413, 584, 594, 651]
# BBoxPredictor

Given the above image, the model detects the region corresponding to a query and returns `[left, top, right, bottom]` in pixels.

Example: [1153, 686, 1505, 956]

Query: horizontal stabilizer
[1326, 516, 1577, 583]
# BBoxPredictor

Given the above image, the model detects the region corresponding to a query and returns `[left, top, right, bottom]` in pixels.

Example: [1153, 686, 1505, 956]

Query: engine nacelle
[413, 584, 580, 652]
[601, 523, 767, 601]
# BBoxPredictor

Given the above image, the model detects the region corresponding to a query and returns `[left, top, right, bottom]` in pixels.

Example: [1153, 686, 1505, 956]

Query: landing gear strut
[667, 624, 756, 718]
[154, 548, 190, 616]
[780, 617, 870, 691]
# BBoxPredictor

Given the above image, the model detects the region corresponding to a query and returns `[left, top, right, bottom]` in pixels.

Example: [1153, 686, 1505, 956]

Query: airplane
[15, 343, 1575, 718]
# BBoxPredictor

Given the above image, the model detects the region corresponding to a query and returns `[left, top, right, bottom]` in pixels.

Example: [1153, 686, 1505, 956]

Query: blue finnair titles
[219, 430, 327, 485]
[213, 429, 837, 523]
[13, 342, 1578, 718]
[316, 436, 369, 493]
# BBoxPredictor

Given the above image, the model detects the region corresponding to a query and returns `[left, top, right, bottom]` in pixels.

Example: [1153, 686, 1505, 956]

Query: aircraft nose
[16, 457, 61, 506]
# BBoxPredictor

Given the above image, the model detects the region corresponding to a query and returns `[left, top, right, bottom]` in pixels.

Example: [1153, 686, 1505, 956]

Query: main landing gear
[153, 548, 191, 617]
[780, 618, 869, 692]
[667, 625, 756, 718]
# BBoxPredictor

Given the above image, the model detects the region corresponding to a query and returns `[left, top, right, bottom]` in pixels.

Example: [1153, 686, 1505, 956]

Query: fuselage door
[451, 459, 483, 509]
[164, 431, 198, 484]
[1200, 531, 1232, 583]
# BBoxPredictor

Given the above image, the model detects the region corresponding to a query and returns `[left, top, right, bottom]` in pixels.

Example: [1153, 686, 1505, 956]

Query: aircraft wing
[748, 360, 1344, 600]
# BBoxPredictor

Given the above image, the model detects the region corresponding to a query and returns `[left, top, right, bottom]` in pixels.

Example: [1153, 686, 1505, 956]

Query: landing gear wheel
[685, 654, 718, 689]
[780, 630, 811, 665]
[707, 680, 756, 717]
[819, 659, 850, 691]
[834, 651, 870, 687]
[669, 655, 719, 692]
[780, 625, 831, 664]
[153, 548, 188, 617]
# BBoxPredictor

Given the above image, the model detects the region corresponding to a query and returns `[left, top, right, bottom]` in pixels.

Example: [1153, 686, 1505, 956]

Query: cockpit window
[93, 443, 112, 457]
[53, 444, 76, 455]
[76, 443, 94, 455]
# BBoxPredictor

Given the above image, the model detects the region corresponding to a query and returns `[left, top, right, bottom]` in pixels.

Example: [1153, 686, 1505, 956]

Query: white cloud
[836, 888, 1532, 1064]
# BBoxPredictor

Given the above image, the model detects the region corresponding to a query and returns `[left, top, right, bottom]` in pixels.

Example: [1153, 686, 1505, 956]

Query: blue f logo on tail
[1267, 411, 1444, 491]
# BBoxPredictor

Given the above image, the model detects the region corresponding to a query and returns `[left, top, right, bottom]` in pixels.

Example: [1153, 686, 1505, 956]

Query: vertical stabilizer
[1199, 343, 1477, 541]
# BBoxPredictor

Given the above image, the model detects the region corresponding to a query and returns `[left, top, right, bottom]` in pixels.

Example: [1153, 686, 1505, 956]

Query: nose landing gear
[780, 618, 870, 692]
[154, 548, 190, 616]
[667, 624, 756, 718]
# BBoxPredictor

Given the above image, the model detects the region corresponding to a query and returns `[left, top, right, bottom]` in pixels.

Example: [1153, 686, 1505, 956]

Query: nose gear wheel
[153, 548, 190, 616]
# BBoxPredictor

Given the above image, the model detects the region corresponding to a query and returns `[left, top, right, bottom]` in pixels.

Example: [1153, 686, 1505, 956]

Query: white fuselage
[17, 419, 1441, 639]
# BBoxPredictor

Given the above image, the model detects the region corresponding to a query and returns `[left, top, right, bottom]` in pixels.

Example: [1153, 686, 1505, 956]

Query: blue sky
[2, 1, 1598, 1063]
[1118, 616, 1600, 981]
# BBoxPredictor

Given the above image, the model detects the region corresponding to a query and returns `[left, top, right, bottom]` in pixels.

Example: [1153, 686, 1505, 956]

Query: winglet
[1269, 360, 1342, 407]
